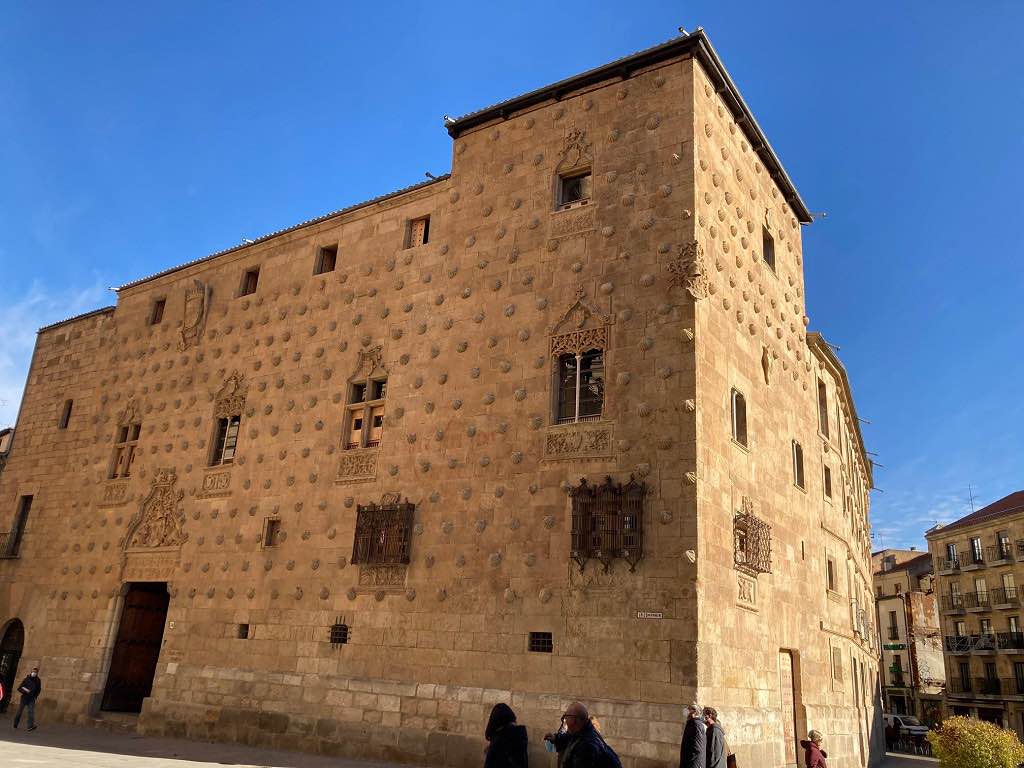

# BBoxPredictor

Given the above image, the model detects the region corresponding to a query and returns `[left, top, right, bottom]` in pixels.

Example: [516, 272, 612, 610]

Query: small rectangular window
[237, 623, 250, 639]
[371, 380, 387, 400]
[730, 389, 747, 447]
[314, 244, 338, 275]
[528, 632, 553, 653]
[408, 216, 430, 248]
[58, 399, 74, 429]
[817, 379, 830, 438]
[762, 226, 775, 271]
[263, 518, 281, 548]
[110, 421, 142, 479]
[826, 557, 837, 592]
[239, 267, 260, 297]
[557, 170, 592, 210]
[150, 298, 166, 325]
[210, 415, 241, 466]
[823, 465, 833, 499]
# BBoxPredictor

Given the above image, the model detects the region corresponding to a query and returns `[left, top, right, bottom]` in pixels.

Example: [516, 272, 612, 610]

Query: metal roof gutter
[446, 30, 812, 224]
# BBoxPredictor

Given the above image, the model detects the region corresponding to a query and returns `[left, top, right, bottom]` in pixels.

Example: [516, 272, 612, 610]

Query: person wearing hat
[799, 730, 828, 768]
[678, 703, 706, 768]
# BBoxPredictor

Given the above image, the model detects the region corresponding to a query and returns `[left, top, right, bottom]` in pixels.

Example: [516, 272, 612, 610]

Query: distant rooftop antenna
[241, 238, 255, 244]
[968, 484, 976, 514]
[678, 26, 688, 35]
[425, 172, 439, 180]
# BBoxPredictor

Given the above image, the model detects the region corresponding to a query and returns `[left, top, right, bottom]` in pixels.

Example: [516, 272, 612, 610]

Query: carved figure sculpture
[667, 241, 710, 300]
[125, 467, 187, 548]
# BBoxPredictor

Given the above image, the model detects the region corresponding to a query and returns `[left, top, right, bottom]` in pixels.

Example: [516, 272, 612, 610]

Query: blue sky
[1, 2, 1021, 549]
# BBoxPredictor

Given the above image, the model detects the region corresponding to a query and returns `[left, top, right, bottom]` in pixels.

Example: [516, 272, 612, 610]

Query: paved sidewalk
[0, 721, 410, 768]
[882, 752, 939, 767]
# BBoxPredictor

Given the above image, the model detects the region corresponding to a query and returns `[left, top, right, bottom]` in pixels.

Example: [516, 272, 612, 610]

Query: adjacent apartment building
[0, 30, 882, 767]
[927, 491, 1024, 736]
[872, 549, 944, 724]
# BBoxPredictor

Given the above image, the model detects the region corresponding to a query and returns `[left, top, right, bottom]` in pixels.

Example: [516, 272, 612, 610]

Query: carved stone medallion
[336, 450, 378, 484]
[543, 423, 614, 461]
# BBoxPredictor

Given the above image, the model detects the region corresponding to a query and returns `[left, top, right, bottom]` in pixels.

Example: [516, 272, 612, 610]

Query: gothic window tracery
[344, 346, 387, 450]
[549, 289, 612, 425]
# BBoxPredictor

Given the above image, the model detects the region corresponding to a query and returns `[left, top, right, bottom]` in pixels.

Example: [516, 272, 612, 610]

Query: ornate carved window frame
[569, 476, 645, 572]
[343, 346, 388, 451]
[548, 289, 612, 426]
[734, 497, 771, 577]
[209, 371, 246, 467]
[109, 399, 141, 480]
[552, 128, 594, 212]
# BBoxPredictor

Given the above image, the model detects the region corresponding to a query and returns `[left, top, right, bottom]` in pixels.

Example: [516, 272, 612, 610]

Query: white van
[883, 713, 929, 738]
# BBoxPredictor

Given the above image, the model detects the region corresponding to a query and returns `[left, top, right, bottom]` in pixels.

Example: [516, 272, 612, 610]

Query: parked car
[884, 713, 930, 738]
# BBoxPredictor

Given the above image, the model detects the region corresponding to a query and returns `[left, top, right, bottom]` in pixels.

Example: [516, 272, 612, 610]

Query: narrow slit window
[792, 440, 805, 489]
[210, 415, 241, 465]
[557, 170, 592, 210]
[314, 244, 338, 275]
[149, 298, 166, 325]
[239, 267, 260, 297]
[58, 399, 74, 429]
[823, 465, 833, 499]
[263, 518, 281, 548]
[762, 226, 776, 271]
[827, 557, 837, 591]
[2, 495, 32, 558]
[817, 379, 830, 438]
[408, 216, 430, 248]
[730, 389, 747, 447]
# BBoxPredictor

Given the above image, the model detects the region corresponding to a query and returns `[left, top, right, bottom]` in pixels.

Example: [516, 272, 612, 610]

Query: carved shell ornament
[666, 241, 711, 300]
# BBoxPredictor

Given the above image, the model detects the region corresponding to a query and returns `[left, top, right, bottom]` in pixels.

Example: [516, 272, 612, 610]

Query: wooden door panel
[101, 585, 169, 713]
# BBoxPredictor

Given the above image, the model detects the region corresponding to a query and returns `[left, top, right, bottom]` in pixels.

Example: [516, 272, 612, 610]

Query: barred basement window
[569, 476, 645, 572]
[237, 623, 250, 639]
[733, 498, 772, 576]
[330, 623, 349, 645]
[351, 497, 414, 565]
[528, 632, 553, 653]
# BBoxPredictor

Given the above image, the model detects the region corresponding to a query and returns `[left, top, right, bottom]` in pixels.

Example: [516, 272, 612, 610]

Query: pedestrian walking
[799, 730, 828, 768]
[702, 707, 730, 768]
[12, 667, 41, 731]
[484, 703, 528, 768]
[679, 704, 706, 768]
[544, 701, 622, 768]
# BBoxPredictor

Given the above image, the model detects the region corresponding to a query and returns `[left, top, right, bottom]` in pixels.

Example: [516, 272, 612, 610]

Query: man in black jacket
[13, 667, 41, 731]
[679, 704, 706, 768]
[545, 701, 621, 768]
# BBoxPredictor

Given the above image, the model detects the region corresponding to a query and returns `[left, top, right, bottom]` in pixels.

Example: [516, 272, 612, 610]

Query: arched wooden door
[0, 619, 25, 713]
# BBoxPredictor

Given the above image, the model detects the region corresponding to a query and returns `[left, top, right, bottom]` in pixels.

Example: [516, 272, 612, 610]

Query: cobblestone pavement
[0, 721, 415, 768]
[882, 752, 939, 767]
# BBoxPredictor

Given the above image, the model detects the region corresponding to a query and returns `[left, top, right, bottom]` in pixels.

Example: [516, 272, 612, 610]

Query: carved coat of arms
[179, 279, 211, 350]
[125, 467, 187, 549]
[667, 242, 710, 300]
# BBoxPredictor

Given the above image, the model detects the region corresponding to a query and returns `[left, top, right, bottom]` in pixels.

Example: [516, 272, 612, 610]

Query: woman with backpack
[484, 703, 529, 768]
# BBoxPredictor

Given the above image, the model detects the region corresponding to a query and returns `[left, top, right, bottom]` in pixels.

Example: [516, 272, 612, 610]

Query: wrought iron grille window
[330, 623, 350, 645]
[569, 476, 645, 572]
[734, 502, 772, 576]
[528, 632, 553, 653]
[351, 498, 414, 565]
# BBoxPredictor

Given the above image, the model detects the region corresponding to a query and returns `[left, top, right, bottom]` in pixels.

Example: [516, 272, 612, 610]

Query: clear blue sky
[2, 2, 1021, 549]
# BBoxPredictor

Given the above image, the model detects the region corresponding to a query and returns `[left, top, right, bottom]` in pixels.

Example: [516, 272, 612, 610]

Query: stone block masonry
[0, 30, 882, 768]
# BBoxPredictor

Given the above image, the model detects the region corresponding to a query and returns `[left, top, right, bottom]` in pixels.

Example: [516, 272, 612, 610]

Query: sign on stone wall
[197, 469, 232, 499]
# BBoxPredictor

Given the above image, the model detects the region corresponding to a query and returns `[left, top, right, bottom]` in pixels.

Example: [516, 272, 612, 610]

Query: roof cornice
[446, 30, 812, 224]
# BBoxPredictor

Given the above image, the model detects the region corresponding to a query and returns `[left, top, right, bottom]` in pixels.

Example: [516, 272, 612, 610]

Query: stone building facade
[872, 549, 944, 724]
[0, 31, 881, 768]
[926, 491, 1024, 738]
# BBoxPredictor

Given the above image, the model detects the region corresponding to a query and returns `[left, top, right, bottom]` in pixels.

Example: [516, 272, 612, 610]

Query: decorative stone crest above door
[179, 279, 211, 351]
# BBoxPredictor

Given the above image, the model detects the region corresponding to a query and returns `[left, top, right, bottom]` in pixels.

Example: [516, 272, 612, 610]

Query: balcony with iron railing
[1016, 540, 1024, 561]
[939, 556, 960, 574]
[988, 543, 1014, 564]
[964, 590, 992, 611]
[941, 594, 965, 613]
[992, 586, 1019, 607]
[944, 632, 1024, 653]
[963, 550, 986, 570]
[977, 677, 1002, 695]
[0, 532, 19, 559]
[948, 678, 973, 695]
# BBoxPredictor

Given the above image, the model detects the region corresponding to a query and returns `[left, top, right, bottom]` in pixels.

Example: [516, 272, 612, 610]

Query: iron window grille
[569, 476, 645, 572]
[734, 503, 772, 576]
[528, 632, 553, 653]
[351, 498, 414, 566]
[329, 623, 349, 645]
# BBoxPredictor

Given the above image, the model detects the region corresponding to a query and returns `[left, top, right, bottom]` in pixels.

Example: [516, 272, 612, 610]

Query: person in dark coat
[484, 703, 528, 768]
[679, 704, 706, 768]
[702, 707, 728, 768]
[13, 667, 41, 731]
[799, 731, 828, 768]
[544, 701, 621, 768]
